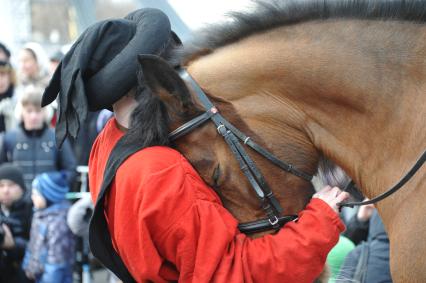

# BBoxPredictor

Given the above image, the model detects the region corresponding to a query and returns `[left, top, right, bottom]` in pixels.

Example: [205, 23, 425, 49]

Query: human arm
[1, 223, 15, 249]
[170, 185, 347, 283]
[1, 202, 32, 261]
[1, 223, 30, 261]
[67, 194, 93, 237]
[112, 151, 348, 283]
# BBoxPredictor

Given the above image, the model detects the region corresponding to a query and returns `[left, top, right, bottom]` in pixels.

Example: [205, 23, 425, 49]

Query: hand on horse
[356, 198, 375, 222]
[313, 186, 350, 214]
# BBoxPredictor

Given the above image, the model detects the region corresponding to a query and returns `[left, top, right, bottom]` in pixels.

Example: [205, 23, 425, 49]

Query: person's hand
[25, 271, 35, 280]
[1, 223, 15, 249]
[357, 199, 375, 222]
[313, 185, 350, 213]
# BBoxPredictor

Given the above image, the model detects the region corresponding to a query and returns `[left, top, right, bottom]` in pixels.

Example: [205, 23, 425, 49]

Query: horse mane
[121, 79, 167, 149]
[128, 0, 426, 157]
[316, 156, 350, 189]
[180, 0, 426, 59]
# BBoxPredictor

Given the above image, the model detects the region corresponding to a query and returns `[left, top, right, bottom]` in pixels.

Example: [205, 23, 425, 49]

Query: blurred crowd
[0, 41, 114, 283]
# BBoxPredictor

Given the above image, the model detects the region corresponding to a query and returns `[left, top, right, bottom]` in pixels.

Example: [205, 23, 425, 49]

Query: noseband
[169, 69, 313, 234]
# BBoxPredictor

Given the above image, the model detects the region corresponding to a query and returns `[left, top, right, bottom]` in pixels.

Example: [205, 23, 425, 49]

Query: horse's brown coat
[174, 20, 426, 282]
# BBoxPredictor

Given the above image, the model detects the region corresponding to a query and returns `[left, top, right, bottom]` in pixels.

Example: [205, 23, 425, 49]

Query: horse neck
[282, 21, 426, 208]
[188, 20, 426, 216]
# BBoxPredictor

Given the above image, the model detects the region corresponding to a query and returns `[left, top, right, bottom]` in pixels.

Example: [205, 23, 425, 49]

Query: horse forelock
[315, 156, 350, 190]
[178, 0, 426, 61]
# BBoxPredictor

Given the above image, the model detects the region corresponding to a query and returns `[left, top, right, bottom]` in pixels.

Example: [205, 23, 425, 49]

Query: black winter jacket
[0, 196, 33, 282]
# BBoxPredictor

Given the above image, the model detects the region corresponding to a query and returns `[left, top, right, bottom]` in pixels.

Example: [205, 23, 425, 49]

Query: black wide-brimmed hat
[42, 8, 181, 147]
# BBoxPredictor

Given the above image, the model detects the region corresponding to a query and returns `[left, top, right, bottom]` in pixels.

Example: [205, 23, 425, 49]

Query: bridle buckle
[268, 215, 279, 226]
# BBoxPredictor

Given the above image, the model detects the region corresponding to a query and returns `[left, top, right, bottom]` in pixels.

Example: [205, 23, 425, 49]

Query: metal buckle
[268, 215, 279, 226]
[244, 137, 251, 144]
[217, 124, 225, 133]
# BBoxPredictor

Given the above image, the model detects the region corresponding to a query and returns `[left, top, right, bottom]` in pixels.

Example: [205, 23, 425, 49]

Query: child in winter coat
[23, 171, 75, 283]
[0, 163, 33, 283]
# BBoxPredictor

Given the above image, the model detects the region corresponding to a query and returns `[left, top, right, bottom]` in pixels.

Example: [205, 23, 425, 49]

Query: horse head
[137, 54, 318, 226]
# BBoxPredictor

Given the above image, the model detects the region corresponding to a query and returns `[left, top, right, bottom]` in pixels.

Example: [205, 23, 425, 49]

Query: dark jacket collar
[20, 122, 48, 137]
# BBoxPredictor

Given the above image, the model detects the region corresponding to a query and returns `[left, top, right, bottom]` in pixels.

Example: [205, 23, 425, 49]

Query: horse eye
[212, 164, 221, 188]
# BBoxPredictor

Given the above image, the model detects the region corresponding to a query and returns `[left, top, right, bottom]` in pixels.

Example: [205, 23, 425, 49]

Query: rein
[339, 150, 426, 208]
[170, 69, 312, 234]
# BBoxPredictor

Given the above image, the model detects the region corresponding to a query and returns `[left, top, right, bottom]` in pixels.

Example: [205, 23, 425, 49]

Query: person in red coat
[88, 114, 348, 283]
[42, 8, 349, 283]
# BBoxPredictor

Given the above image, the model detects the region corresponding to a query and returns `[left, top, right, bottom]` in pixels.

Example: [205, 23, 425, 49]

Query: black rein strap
[172, 69, 313, 234]
[339, 149, 426, 208]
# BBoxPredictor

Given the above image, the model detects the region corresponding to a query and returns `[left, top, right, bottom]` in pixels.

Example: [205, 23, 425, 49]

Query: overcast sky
[0, 0, 255, 56]
[169, 0, 253, 30]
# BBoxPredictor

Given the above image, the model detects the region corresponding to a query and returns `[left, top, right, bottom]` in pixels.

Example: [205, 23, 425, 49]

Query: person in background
[0, 43, 11, 62]
[17, 43, 50, 94]
[23, 171, 75, 283]
[48, 50, 63, 78]
[0, 60, 17, 132]
[46, 50, 64, 127]
[0, 163, 33, 283]
[326, 235, 355, 283]
[336, 201, 392, 283]
[0, 86, 76, 189]
[67, 194, 122, 283]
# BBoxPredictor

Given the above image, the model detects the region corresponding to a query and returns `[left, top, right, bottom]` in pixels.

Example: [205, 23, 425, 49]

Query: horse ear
[137, 54, 188, 97]
[137, 54, 194, 117]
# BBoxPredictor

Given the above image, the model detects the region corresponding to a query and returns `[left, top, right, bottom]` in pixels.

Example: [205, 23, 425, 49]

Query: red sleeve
[157, 175, 344, 283]
[112, 149, 344, 283]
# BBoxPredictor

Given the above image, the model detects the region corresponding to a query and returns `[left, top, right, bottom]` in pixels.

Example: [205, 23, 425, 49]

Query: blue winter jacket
[22, 201, 76, 283]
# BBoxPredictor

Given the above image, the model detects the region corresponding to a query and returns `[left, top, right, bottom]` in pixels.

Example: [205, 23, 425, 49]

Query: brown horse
[138, 1, 426, 282]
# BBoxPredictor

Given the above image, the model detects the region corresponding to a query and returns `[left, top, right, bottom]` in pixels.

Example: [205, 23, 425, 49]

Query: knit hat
[0, 163, 26, 192]
[32, 171, 69, 204]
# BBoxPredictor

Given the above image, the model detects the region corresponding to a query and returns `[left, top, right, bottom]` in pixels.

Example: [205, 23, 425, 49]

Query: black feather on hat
[42, 8, 181, 148]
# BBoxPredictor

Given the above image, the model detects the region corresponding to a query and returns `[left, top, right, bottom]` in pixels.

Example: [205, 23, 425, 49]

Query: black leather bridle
[171, 68, 426, 234]
[340, 150, 426, 208]
[170, 69, 313, 234]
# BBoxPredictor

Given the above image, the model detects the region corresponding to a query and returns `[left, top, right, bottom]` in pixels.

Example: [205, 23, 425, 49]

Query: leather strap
[339, 149, 426, 208]
[89, 136, 141, 283]
[238, 215, 298, 234]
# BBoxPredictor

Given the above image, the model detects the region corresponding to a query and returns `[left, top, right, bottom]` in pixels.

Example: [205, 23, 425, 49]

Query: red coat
[89, 118, 345, 283]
